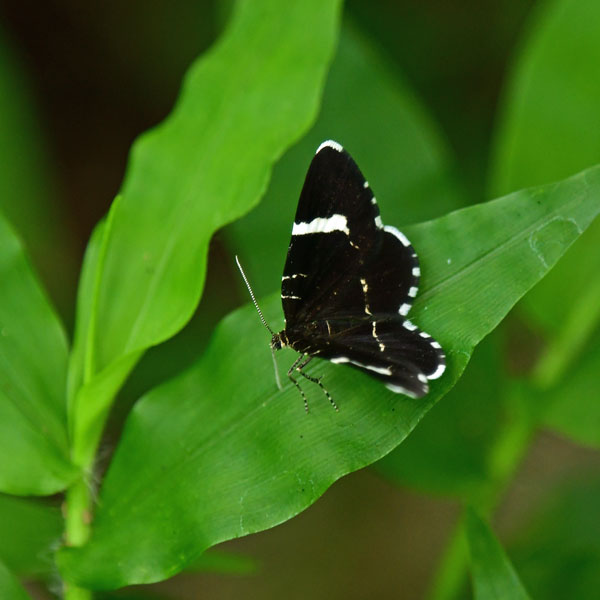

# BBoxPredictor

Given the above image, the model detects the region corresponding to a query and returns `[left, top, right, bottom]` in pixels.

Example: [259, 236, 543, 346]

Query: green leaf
[0, 494, 62, 576]
[0, 213, 76, 495]
[466, 507, 531, 600]
[58, 165, 600, 589]
[67, 0, 342, 467]
[490, 0, 600, 389]
[491, 0, 600, 195]
[0, 560, 31, 600]
[227, 20, 463, 295]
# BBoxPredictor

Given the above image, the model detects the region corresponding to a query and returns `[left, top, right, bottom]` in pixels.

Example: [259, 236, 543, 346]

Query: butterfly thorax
[277, 319, 353, 355]
[272, 325, 319, 354]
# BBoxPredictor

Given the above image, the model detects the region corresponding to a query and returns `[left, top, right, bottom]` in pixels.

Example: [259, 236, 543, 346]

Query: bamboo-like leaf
[67, 0, 342, 467]
[490, 0, 600, 395]
[0, 214, 75, 494]
[466, 508, 530, 600]
[58, 165, 600, 589]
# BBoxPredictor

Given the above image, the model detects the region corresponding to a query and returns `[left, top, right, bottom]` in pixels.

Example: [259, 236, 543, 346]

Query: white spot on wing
[282, 273, 308, 280]
[403, 320, 418, 331]
[419, 331, 430, 338]
[293, 214, 349, 236]
[331, 356, 392, 376]
[386, 383, 419, 398]
[427, 362, 446, 380]
[361, 277, 372, 315]
[374, 215, 383, 229]
[384, 225, 412, 248]
[431, 341, 441, 349]
[399, 303, 411, 316]
[372, 321, 385, 352]
[412, 266, 420, 277]
[408, 286, 418, 298]
[281, 295, 301, 300]
[363, 181, 369, 188]
[316, 140, 343, 154]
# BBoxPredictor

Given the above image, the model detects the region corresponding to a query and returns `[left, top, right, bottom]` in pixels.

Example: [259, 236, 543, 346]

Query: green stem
[63, 478, 93, 599]
[62, 205, 119, 599]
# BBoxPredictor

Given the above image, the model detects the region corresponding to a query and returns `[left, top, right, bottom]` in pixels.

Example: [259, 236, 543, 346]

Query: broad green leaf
[0, 560, 31, 600]
[0, 494, 62, 576]
[510, 477, 600, 599]
[466, 508, 530, 600]
[227, 20, 463, 294]
[377, 333, 505, 500]
[490, 0, 600, 388]
[67, 217, 141, 461]
[59, 165, 600, 589]
[68, 0, 342, 467]
[0, 213, 76, 495]
[124, 18, 462, 419]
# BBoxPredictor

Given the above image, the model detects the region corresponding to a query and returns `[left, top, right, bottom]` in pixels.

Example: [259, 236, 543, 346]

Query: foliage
[0, 0, 599, 598]
[466, 508, 531, 600]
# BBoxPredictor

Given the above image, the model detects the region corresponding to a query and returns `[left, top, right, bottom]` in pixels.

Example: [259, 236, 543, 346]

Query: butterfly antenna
[235, 256, 282, 390]
[235, 256, 274, 335]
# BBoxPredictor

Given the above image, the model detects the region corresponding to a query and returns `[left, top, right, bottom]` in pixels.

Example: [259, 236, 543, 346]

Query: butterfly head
[270, 331, 288, 351]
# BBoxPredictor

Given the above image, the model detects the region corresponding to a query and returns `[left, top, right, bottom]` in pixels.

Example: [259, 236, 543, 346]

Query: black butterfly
[237, 140, 445, 411]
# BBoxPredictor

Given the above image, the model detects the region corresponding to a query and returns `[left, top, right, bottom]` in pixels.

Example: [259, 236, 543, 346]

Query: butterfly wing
[282, 140, 420, 325]
[307, 317, 445, 398]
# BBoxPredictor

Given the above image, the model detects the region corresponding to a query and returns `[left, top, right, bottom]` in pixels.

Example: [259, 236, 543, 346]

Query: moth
[237, 140, 445, 411]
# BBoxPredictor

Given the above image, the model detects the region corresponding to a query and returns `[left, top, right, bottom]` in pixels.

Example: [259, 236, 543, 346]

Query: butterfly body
[273, 140, 445, 410]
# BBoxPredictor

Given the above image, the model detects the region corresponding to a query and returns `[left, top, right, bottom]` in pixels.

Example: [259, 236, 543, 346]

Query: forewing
[282, 141, 420, 324]
[281, 141, 381, 323]
[316, 317, 445, 398]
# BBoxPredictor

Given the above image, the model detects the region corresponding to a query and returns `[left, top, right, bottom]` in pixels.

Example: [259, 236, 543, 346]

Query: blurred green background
[1, 0, 599, 598]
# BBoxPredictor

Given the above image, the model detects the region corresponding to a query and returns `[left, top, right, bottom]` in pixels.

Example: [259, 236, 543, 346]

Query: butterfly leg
[287, 355, 309, 413]
[294, 355, 339, 412]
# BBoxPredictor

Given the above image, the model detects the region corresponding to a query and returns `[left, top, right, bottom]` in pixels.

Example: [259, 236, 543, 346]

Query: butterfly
[237, 140, 445, 412]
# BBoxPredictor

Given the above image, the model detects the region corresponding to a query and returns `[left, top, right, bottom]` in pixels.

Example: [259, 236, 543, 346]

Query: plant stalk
[63, 477, 93, 599]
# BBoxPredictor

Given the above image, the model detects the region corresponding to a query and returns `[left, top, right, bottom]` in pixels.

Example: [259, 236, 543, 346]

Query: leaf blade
[466, 508, 531, 600]
[489, 0, 600, 426]
[68, 0, 342, 465]
[59, 164, 600, 589]
[0, 213, 76, 495]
